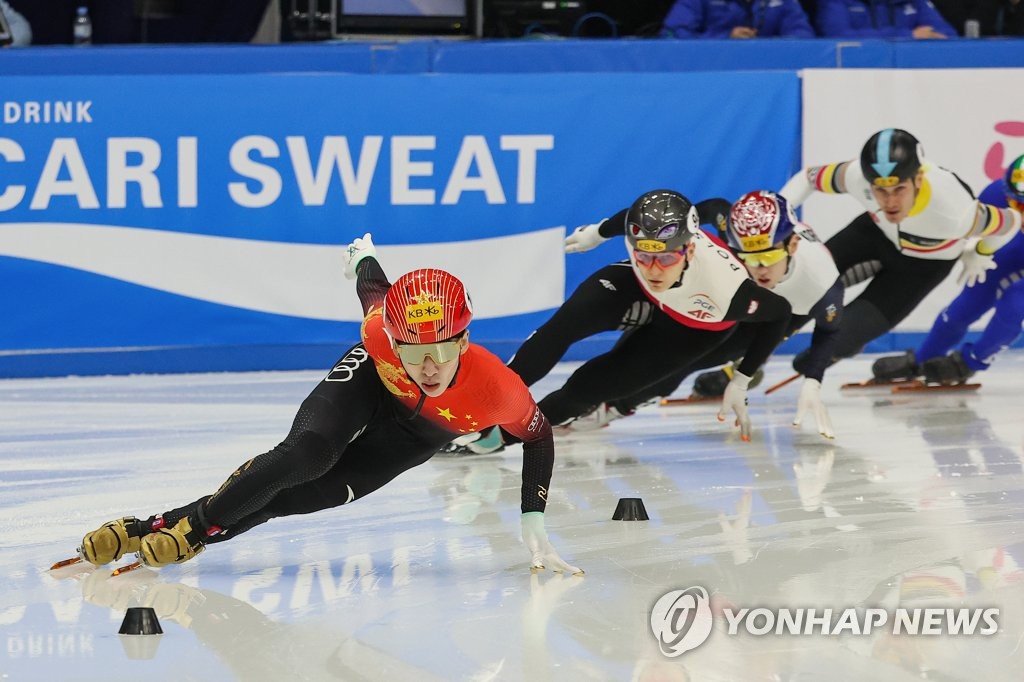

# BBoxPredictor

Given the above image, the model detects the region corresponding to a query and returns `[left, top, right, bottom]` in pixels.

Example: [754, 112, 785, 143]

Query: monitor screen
[337, 0, 474, 35]
[344, 1, 466, 16]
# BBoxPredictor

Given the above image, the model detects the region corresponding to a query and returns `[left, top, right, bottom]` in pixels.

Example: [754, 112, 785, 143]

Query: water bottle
[964, 19, 980, 38]
[73, 6, 92, 46]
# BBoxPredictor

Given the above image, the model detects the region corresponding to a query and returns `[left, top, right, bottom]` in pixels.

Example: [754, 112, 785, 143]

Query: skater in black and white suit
[516, 189, 793, 441]
[602, 190, 844, 438]
[780, 128, 1021, 376]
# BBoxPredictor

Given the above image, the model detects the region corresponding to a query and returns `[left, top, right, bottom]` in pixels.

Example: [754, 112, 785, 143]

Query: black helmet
[625, 190, 699, 254]
[860, 129, 923, 187]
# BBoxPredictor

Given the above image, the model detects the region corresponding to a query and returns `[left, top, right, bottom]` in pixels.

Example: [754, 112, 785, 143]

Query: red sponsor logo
[983, 121, 1024, 181]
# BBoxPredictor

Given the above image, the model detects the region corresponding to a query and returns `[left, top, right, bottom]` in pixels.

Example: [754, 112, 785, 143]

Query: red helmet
[727, 190, 798, 252]
[383, 269, 473, 344]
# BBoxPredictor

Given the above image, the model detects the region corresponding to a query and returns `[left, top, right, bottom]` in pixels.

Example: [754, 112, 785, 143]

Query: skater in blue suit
[873, 154, 1024, 384]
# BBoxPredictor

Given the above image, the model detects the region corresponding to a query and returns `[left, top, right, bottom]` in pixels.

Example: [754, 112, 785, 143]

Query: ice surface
[2, 354, 1023, 681]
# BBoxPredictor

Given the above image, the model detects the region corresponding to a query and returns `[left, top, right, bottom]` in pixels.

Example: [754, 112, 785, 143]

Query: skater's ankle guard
[194, 501, 223, 538]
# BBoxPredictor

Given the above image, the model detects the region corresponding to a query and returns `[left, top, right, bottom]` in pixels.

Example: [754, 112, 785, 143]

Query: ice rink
[2, 352, 1023, 682]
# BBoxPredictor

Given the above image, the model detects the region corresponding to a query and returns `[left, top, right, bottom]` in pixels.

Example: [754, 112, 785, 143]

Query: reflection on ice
[3, 354, 1024, 681]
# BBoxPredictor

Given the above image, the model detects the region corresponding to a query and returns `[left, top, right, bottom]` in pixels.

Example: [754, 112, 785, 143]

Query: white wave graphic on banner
[0, 223, 566, 321]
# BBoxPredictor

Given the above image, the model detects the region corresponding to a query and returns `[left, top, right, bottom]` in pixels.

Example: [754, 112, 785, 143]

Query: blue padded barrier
[1, 38, 1022, 77]
[0, 42, 430, 75]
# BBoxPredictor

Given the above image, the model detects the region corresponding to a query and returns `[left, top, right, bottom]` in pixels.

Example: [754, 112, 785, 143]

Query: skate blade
[841, 378, 918, 390]
[110, 560, 143, 577]
[49, 556, 83, 570]
[892, 381, 981, 393]
[660, 395, 719, 406]
[765, 372, 801, 395]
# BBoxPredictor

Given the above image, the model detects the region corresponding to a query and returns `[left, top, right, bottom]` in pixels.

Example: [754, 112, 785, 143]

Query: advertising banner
[799, 69, 1024, 333]
[0, 71, 799, 376]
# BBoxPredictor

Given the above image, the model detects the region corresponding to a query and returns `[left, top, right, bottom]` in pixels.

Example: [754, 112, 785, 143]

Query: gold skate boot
[79, 517, 146, 566]
[138, 517, 206, 567]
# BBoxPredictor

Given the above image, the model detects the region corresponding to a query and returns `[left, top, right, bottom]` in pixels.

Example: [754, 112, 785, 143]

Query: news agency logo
[649, 587, 714, 657]
[650, 586, 1001, 657]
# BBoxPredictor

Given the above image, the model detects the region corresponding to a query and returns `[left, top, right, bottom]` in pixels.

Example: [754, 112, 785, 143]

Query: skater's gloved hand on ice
[343, 232, 376, 280]
[957, 245, 997, 287]
[718, 489, 753, 565]
[793, 449, 835, 512]
[718, 370, 752, 442]
[792, 378, 835, 439]
[564, 223, 607, 254]
[521, 512, 583, 576]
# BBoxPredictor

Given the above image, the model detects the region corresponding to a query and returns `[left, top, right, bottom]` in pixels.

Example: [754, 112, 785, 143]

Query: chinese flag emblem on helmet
[383, 269, 473, 343]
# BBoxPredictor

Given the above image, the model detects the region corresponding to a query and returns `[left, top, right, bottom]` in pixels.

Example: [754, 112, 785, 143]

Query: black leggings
[512, 262, 788, 424]
[608, 321, 762, 412]
[826, 213, 956, 358]
[538, 311, 737, 425]
[159, 345, 453, 541]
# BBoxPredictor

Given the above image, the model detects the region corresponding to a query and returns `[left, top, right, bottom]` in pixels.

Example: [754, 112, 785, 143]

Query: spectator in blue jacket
[816, 0, 956, 37]
[662, 0, 816, 38]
